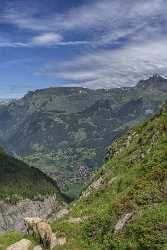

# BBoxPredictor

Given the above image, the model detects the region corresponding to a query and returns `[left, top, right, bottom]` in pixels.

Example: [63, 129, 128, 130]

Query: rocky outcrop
[0, 195, 66, 234]
[6, 239, 32, 250]
[82, 177, 104, 198]
[114, 212, 133, 234]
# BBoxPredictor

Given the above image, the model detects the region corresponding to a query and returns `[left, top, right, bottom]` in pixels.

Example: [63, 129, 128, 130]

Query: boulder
[33, 246, 43, 250]
[7, 239, 32, 250]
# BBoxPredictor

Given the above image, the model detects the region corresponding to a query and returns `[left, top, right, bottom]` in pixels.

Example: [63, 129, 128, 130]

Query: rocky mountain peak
[149, 73, 165, 81]
[137, 74, 167, 89]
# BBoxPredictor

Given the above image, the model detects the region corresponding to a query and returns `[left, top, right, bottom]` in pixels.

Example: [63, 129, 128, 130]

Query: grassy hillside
[0, 147, 64, 204]
[51, 101, 167, 250]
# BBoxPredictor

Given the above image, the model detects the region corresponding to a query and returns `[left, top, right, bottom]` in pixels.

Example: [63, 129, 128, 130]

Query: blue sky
[0, 0, 167, 97]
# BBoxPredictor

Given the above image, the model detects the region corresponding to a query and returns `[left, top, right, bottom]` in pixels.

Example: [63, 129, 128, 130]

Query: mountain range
[1, 90, 167, 250]
[0, 74, 167, 197]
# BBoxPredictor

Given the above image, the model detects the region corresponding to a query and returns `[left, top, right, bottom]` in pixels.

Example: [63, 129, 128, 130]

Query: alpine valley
[1, 79, 167, 250]
[0, 74, 167, 198]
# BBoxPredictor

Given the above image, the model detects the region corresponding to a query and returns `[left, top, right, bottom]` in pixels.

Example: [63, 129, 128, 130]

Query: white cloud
[1, 0, 167, 88]
[1, 0, 167, 46]
[0, 35, 90, 48]
[38, 39, 167, 88]
[31, 33, 62, 46]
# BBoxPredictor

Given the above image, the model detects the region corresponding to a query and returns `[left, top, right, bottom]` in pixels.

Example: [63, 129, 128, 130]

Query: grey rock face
[0, 195, 65, 234]
[114, 212, 133, 233]
[48, 208, 69, 222]
[82, 177, 104, 198]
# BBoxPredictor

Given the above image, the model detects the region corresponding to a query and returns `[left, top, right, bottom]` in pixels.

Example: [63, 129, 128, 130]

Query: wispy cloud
[1, 0, 164, 31]
[38, 39, 167, 88]
[0, 35, 91, 48]
[1, 0, 167, 47]
[31, 33, 62, 46]
[32, 0, 167, 87]
[0, 0, 167, 89]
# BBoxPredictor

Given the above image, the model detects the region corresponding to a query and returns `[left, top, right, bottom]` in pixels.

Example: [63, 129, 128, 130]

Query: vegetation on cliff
[51, 101, 167, 249]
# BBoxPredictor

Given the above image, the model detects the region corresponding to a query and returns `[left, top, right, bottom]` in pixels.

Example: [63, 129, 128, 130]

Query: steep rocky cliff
[0, 147, 66, 234]
[0, 195, 63, 234]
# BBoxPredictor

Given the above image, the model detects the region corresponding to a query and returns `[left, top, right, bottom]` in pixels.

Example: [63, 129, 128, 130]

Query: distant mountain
[0, 74, 167, 197]
[51, 100, 167, 250]
[0, 146, 66, 233]
[0, 98, 13, 106]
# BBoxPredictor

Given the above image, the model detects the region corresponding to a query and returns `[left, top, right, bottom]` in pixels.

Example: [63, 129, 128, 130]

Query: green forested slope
[52, 101, 167, 250]
[0, 147, 64, 203]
